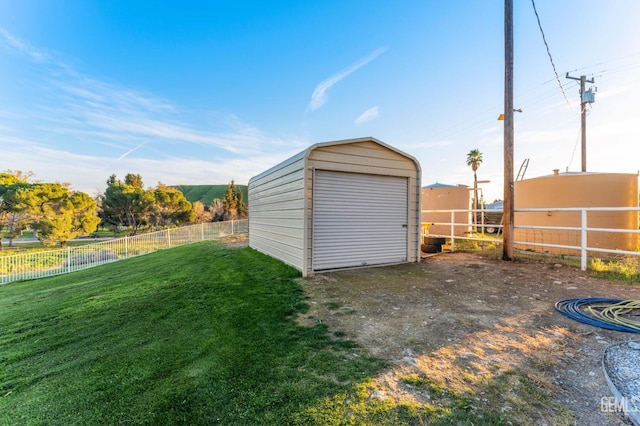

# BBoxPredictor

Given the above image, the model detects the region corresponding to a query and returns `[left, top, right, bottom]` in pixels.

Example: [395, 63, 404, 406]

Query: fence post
[67, 246, 72, 272]
[201, 222, 205, 241]
[125, 236, 128, 259]
[450, 211, 455, 252]
[581, 209, 587, 271]
[166, 229, 171, 248]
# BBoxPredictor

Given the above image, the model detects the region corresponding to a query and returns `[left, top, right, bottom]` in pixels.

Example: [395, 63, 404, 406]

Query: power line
[572, 50, 640, 74]
[425, 52, 639, 145]
[530, 0, 573, 109]
[423, 56, 637, 153]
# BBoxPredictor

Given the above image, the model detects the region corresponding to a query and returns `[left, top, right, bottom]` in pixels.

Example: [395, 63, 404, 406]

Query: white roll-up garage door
[312, 170, 408, 271]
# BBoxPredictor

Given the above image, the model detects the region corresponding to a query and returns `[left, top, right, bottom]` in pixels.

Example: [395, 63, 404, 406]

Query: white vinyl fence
[1, 220, 248, 285]
[422, 207, 640, 270]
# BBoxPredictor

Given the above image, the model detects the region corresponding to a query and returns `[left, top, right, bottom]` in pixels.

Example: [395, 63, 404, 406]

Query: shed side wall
[248, 157, 306, 271]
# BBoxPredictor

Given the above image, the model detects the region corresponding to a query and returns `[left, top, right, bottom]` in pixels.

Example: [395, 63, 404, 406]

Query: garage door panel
[312, 170, 408, 271]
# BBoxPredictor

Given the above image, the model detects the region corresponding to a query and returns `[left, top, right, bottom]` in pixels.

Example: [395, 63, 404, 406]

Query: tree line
[0, 171, 247, 248]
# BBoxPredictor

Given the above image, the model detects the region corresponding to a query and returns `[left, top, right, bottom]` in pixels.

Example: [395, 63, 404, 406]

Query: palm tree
[466, 149, 483, 226]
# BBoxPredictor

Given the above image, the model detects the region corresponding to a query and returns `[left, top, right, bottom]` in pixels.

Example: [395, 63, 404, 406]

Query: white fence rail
[422, 207, 640, 270]
[0, 220, 248, 285]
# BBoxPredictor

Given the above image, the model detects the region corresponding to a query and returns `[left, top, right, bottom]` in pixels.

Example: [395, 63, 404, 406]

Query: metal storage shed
[248, 137, 421, 277]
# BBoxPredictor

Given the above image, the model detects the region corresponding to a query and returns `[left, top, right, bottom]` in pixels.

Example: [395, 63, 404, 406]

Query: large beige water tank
[421, 183, 471, 236]
[514, 172, 638, 255]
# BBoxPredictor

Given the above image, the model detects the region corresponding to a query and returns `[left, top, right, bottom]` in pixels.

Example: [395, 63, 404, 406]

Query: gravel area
[604, 340, 640, 425]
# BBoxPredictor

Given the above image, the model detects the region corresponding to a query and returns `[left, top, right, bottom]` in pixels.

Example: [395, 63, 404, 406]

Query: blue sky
[1, 1, 639, 201]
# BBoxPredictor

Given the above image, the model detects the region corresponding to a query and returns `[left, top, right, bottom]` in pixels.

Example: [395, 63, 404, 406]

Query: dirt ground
[296, 251, 640, 425]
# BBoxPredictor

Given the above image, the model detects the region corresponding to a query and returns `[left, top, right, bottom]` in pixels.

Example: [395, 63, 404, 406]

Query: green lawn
[1, 241, 427, 425]
[1, 240, 511, 425]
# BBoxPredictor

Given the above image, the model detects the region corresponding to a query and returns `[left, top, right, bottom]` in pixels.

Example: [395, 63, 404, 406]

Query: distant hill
[174, 184, 248, 205]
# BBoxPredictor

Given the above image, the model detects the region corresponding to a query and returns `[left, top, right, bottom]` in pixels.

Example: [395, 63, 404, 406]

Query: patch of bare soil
[297, 252, 640, 425]
[217, 233, 249, 248]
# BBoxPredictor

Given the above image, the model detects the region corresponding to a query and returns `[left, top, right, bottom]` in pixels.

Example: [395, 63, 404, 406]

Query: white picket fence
[0, 220, 248, 285]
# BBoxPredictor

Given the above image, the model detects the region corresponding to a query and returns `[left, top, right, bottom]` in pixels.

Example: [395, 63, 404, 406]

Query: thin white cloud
[117, 142, 146, 161]
[0, 28, 50, 62]
[0, 135, 303, 194]
[403, 139, 453, 150]
[355, 107, 380, 125]
[0, 28, 288, 159]
[50, 71, 275, 156]
[0, 29, 311, 193]
[309, 46, 388, 111]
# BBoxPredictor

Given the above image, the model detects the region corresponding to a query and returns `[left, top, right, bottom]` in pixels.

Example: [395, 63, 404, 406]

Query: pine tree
[222, 180, 246, 220]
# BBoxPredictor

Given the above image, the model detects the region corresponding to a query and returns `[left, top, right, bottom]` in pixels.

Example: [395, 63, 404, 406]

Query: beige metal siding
[308, 141, 416, 177]
[248, 156, 306, 271]
[312, 170, 408, 271]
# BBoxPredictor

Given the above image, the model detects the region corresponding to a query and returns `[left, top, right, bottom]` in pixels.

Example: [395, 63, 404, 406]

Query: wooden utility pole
[503, 0, 514, 261]
[566, 73, 595, 172]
